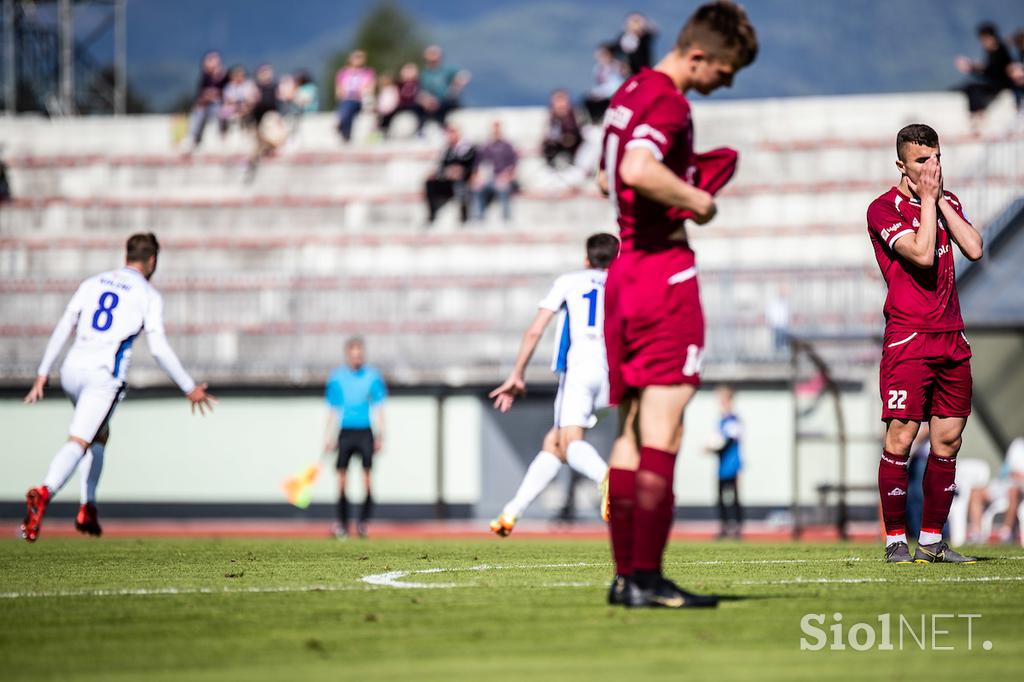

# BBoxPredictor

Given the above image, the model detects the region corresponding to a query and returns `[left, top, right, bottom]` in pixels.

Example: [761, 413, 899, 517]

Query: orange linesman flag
[281, 463, 321, 509]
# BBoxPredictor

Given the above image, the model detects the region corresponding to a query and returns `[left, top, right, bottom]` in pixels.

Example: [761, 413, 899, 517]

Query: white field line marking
[737, 575, 1024, 586]
[677, 557, 863, 566]
[0, 583, 369, 600]
[358, 558, 868, 590]
[359, 557, 869, 589]
[360, 562, 594, 589]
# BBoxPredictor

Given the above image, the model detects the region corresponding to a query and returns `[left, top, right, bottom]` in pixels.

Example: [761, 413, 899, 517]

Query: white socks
[886, 533, 908, 547]
[503, 450, 563, 519]
[919, 530, 943, 546]
[43, 441, 86, 495]
[80, 443, 105, 505]
[565, 440, 608, 484]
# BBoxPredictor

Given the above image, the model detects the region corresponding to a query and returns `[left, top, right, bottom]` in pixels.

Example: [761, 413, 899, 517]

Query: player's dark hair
[125, 232, 159, 263]
[976, 22, 998, 38]
[586, 233, 620, 269]
[676, 1, 758, 68]
[896, 124, 939, 161]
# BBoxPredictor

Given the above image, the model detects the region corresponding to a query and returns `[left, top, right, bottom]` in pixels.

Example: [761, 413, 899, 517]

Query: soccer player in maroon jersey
[599, 1, 757, 607]
[866, 123, 984, 564]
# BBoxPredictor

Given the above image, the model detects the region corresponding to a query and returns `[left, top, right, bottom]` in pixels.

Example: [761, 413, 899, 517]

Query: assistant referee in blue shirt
[324, 336, 387, 538]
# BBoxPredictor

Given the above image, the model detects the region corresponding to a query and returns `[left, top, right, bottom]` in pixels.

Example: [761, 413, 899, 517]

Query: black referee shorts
[336, 428, 375, 471]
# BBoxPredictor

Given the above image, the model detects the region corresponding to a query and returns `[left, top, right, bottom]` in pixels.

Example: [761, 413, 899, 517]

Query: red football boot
[21, 486, 51, 543]
[75, 503, 102, 537]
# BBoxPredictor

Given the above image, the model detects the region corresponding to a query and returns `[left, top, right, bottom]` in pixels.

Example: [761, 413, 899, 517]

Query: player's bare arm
[597, 169, 609, 197]
[373, 404, 385, 452]
[323, 407, 340, 453]
[893, 156, 940, 268]
[489, 307, 555, 413]
[619, 147, 716, 223]
[939, 197, 984, 261]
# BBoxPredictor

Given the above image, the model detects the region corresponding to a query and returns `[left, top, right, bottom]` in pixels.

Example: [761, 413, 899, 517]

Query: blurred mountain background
[36, 0, 1024, 112]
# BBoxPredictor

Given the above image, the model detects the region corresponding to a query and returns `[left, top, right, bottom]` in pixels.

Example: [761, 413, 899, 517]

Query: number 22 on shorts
[887, 390, 907, 410]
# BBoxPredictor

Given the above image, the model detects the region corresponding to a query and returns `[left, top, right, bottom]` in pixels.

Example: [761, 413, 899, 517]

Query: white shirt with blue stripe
[37, 267, 196, 393]
[539, 268, 608, 376]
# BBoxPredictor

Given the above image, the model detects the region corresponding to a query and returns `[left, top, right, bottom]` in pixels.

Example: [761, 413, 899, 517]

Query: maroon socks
[921, 453, 957, 540]
[632, 447, 677, 574]
[607, 468, 636, 576]
[878, 449, 910, 542]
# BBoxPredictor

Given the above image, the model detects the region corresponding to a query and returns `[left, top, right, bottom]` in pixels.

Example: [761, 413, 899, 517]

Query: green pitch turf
[1, 538, 1021, 681]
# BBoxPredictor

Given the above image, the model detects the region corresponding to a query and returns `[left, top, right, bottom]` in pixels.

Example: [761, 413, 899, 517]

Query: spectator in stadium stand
[188, 50, 228, 149]
[955, 22, 1016, 129]
[219, 65, 257, 133]
[542, 89, 583, 168]
[249, 64, 279, 127]
[470, 120, 519, 222]
[1010, 30, 1024, 109]
[584, 43, 627, 123]
[379, 62, 426, 137]
[0, 151, 11, 202]
[424, 125, 476, 225]
[335, 50, 376, 143]
[275, 71, 316, 146]
[374, 73, 399, 133]
[419, 45, 471, 130]
[277, 73, 298, 115]
[294, 71, 320, 113]
[244, 64, 285, 180]
[615, 13, 658, 76]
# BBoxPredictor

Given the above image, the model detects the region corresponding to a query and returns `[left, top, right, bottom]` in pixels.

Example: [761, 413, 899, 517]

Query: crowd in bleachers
[334, 45, 471, 142]
[187, 51, 318, 154]
[182, 43, 470, 155]
[172, 12, 1024, 225]
[424, 120, 520, 225]
[180, 13, 656, 183]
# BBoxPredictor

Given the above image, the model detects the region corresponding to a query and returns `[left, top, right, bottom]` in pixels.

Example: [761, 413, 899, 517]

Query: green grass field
[1, 537, 1021, 681]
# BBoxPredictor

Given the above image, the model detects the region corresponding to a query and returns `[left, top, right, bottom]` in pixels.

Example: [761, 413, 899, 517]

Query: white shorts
[61, 365, 127, 443]
[553, 368, 610, 429]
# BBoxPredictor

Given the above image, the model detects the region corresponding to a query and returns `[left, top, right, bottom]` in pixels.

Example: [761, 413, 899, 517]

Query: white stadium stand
[1, 91, 1020, 385]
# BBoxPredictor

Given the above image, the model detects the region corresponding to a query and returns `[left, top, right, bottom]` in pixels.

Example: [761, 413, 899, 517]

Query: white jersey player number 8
[91, 292, 120, 331]
[37, 268, 196, 394]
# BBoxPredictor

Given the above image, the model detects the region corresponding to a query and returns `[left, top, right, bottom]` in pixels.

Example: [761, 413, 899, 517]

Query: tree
[81, 67, 152, 115]
[321, 0, 427, 110]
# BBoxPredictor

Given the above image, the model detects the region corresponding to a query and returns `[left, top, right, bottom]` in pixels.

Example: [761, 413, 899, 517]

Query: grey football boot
[884, 541, 913, 564]
[913, 541, 977, 564]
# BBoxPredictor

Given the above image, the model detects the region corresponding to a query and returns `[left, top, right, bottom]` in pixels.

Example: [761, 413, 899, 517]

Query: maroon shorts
[879, 329, 972, 421]
[604, 248, 705, 406]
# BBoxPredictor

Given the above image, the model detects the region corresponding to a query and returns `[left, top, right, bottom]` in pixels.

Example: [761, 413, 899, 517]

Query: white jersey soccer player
[543, 269, 612, 430]
[21, 233, 216, 542]
[488, 233, 619, 537]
